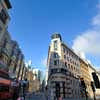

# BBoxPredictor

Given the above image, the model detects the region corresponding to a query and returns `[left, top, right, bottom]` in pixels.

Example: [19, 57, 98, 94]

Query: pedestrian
[45, 86, 48, 100]
[23, 78, 29, 100]
[59, 96, 62, 100]
[17, 97, 24, 100]
[12, 79, 20, 100]
[13, 85, 19, 100]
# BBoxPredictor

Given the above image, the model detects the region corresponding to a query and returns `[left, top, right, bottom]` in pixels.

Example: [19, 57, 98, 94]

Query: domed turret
[51, 32, 62, 41]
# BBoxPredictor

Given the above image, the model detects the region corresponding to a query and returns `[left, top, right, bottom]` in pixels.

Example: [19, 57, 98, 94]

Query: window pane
[54, 40, 57, 50]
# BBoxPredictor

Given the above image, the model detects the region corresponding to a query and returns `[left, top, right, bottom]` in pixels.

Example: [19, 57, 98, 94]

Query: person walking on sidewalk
[12, 80, 20, 100]
[59, 96, 63, 100]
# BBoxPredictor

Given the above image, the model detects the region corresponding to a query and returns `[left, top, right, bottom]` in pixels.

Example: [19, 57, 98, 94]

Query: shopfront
[0, 69, 13, 100]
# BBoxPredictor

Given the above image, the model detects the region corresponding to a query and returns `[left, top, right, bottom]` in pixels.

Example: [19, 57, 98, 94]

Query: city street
[26, 93, 46, 100]
[0, 0, 100, 100]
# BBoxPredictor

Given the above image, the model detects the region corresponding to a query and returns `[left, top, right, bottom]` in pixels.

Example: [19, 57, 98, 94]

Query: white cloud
[92, 14, 100, 26]
[72, 31, 100, 56]
[96, 3, 100, 10]
[72, 3, 100, 59]
[76, 51, 86, 59]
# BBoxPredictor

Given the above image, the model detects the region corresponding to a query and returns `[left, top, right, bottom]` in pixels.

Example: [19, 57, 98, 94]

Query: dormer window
[0, 9, 8, 24]
[4, 0, 12, 9]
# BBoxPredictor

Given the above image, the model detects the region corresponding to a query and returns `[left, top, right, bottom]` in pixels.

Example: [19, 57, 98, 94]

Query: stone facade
[0, 0, 26, 80]
[47, 33, 100, 100]
[88, 64, 100, 100]
[0, 0, 11, 42]
[25, 68, 41, 93]
[47, 33, 80, 100]
[79, 58, 93, 99]
[0, 0, 12, 72]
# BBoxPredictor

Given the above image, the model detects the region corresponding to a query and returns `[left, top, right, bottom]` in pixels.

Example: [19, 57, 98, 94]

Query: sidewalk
[25, 93, 33, 100]
[25, 92, 46, 100]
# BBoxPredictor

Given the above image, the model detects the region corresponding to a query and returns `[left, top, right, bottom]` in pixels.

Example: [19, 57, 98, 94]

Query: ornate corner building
[47, 33, 81, 100]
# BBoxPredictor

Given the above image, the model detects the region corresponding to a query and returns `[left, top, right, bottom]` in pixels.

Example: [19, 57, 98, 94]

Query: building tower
[47, 33, 80, 100]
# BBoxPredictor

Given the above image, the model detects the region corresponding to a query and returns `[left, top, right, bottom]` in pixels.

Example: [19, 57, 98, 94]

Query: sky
[8, 0, 100, 72]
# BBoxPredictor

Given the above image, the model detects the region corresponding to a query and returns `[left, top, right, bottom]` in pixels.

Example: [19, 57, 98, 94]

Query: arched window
[65, 62, 67, 67]
[92, 72, 100, 88]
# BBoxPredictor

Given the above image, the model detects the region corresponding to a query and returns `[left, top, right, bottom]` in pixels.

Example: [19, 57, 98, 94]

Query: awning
[0, 77, 11, 85]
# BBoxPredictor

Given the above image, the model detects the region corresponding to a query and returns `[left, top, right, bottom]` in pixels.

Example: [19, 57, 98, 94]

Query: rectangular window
[54, 60, 57, 65]
[0, 26, 2, 33]
[54, 60, 59, 66]
[54, 53, 58, 58]
[64, 55, 66, 59]
[67, 57, 69, 61]
[68, 64, 70, 68]
[63, 47, 65, 53]
[54, 40, 57, 50]
[0, 86, 9, 92]
[65, 62, 67, 67]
